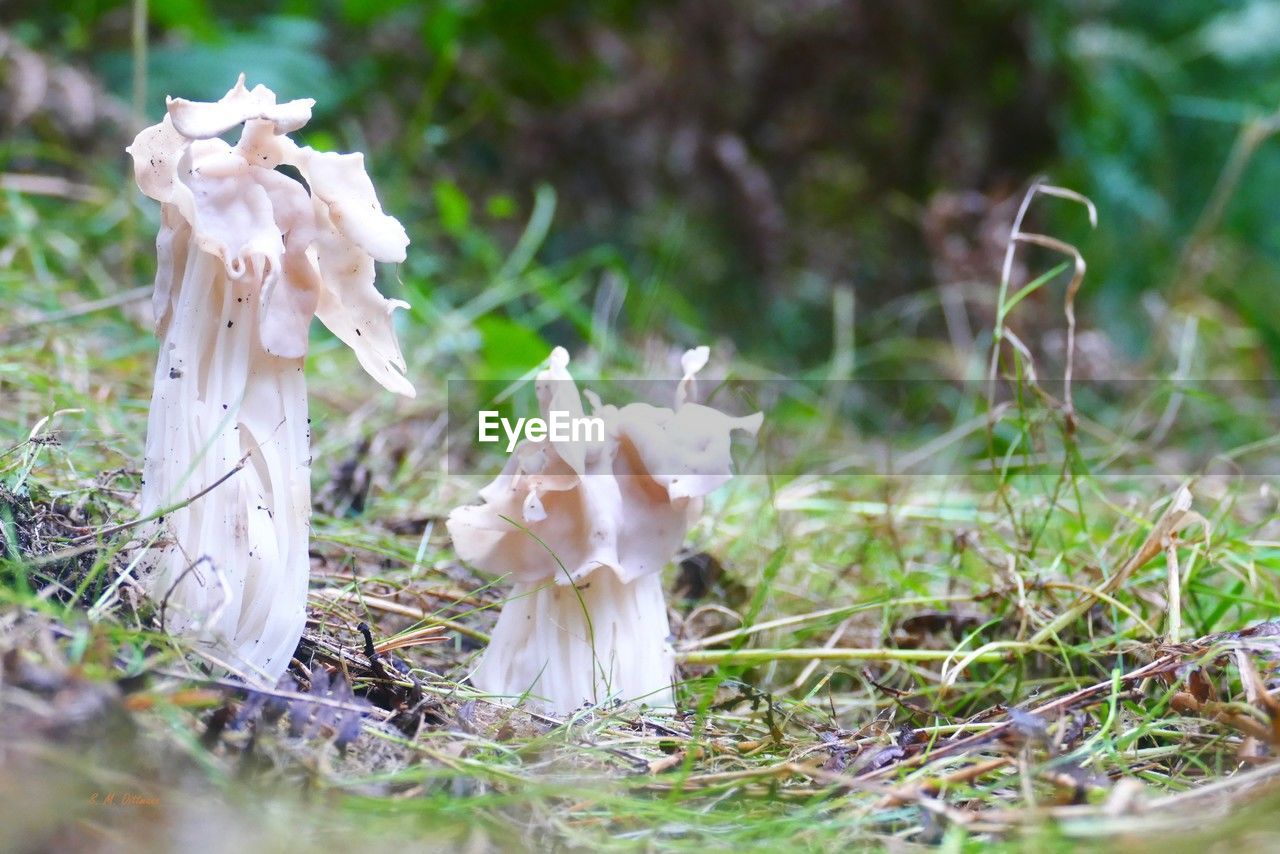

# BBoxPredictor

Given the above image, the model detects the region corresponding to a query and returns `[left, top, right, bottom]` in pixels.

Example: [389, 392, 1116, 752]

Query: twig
[856, 653, 1184, 781]
[67, 452, 251, 546]
[311, 589, 490, 644]
[159, 556, 222, 637]
[678, 646, 1013, 666]
[152, 668, 381, 718]
[679, 594, 978, 651]
[874, 757, 1014, 808]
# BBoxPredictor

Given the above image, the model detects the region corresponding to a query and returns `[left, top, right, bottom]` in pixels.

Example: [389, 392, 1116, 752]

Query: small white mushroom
[448, 347, 761, 714]
[128, 76, 415, 683]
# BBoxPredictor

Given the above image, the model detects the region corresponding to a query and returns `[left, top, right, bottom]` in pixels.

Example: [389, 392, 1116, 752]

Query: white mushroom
[448, 347, 761, 714]
[128, 76, 415, 683]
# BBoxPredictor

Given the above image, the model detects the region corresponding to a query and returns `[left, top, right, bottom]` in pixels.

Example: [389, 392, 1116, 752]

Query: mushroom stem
[473, 569, 675, 715]
[128, 78, 414, 686]
[141, 244, 310, 684]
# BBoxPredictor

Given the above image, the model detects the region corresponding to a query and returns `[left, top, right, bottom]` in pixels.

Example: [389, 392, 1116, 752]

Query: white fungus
[447, 347, 761, 714]
[128, 77, 415, 683]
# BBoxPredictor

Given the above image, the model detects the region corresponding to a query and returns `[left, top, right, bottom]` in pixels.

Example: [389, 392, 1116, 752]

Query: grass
[2, 162, 1280, 853]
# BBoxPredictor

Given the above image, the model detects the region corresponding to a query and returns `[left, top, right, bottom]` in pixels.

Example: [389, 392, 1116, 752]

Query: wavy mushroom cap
[447, 346, 760, 585]
[126, 75, 414, 397]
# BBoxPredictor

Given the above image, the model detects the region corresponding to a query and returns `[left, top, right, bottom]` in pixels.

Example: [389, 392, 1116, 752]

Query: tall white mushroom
[128, 77, 415, 683]
[448, 347, 761, 714]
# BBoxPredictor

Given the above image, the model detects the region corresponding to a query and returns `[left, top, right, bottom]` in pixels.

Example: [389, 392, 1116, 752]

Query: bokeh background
[4, 1, 1280, 372]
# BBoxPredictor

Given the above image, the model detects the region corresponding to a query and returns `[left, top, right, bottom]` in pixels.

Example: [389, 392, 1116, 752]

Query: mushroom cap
[447, 347, 760, 585]
[614, 401, 764, 500]
[126, 74, 415, 397]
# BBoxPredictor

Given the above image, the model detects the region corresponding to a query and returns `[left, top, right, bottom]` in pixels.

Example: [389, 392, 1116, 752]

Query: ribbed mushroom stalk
[448, 347, 761, 714]
[128, 77, 415, 682]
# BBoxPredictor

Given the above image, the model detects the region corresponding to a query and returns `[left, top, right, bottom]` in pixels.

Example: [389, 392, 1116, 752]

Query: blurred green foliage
[5, 0, 1280, 370]
[1042, 1, 1280, 358]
